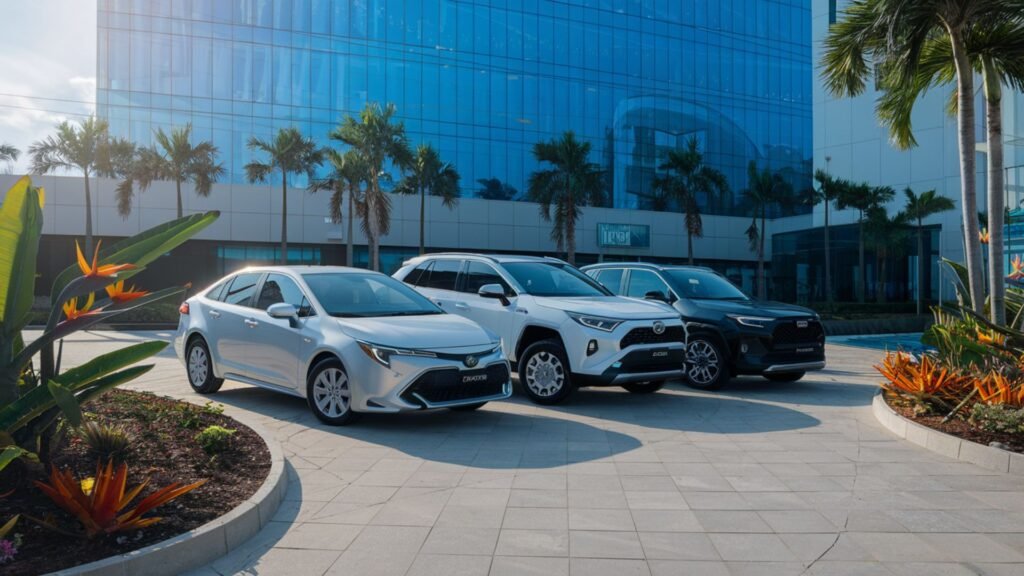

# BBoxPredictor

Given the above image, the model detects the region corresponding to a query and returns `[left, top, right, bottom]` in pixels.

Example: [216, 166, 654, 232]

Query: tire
[764, 371, 805, 383]
[684, 335, 729, 391]
[622, 380, 667, 394]
[185, 337, 224, 394]
[450, 402, 488, 411]
[306, 357, 359, 426]
[518, 339, 574, 404]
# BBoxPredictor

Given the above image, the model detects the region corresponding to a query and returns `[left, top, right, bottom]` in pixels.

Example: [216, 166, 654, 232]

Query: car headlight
[567, 312, 623, 332]
[357, 341, 437, 367]
[727, 315, 773, 328]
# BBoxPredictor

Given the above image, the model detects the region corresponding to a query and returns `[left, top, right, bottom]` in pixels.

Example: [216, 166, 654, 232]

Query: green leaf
[50, 210, 219, 304]
[0, 446, 35, 474]
[0, 515, 18, 540]
[47, 380, 82, 428]
[0, 176, 43, 337]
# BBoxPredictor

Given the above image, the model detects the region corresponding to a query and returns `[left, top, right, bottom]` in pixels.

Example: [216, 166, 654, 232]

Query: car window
[303, 272, 442, 317]
[422, 259, 461, 291]
[461, 261, 512, 295]
[205, 278, 230, 301]
[404, 261, 432, 286]
[256, 273, 309, 312]
[665, 268, 749, 300]
[626, 270, 671, 299]
[222, 272, 261, 307]
[594, 269, 625, 294]
[502, 262, 611, 297]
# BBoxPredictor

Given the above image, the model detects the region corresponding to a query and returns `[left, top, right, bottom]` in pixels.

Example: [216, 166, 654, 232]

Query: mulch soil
[887, 395, 1024, 454]
[0, 389, 271, 575]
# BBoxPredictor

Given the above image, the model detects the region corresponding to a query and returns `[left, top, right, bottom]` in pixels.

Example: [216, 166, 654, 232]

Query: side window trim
[414, 261, 434, 287]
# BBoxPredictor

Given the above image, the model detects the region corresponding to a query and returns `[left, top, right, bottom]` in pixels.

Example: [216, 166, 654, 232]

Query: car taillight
[179, 302, 190, 315]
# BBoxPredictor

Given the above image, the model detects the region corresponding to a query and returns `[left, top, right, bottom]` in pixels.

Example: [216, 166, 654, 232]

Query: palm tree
[125, 124, 224, 218]
[244, 127, 324, 264]
[477, 178, 518, 201]
[651, 137, 729, 265]
[806, 169, 849, 305]
[310, 148, 368, 267]
[528, 131, 605, 265]
[743, 161, 793, 300]
[820, 0, 1021, 316]
[864, 206, 911, 304]
[903, 188, 956, 315]
[0, 143, 18, 172]
[333, 103, 413, 272]
[837, 184, 895, 303]
[29, 116, 129, 254]
[396, 144, 460, 255]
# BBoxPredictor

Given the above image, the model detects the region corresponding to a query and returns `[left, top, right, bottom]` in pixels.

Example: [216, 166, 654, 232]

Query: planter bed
[885, 393, 1024, 454]
[0, 390, 272, 575]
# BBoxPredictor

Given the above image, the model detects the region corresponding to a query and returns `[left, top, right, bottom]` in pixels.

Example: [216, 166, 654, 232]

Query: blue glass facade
[97, 0, 812, 217]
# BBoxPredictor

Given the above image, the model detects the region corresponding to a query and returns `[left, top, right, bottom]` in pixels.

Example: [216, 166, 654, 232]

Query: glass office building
[97, 0, 812, 218]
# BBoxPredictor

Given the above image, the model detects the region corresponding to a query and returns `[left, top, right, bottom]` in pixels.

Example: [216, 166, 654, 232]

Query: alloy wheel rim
[188, 346, 208, 385]
[525, 351, 565, 397]
[686, 340, 720, 385]
[313, 368, 351, 418]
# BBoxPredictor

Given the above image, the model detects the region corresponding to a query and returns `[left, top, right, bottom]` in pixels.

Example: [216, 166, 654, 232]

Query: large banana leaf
[49, 210, 219, 304]
[0, 177, 44, 338]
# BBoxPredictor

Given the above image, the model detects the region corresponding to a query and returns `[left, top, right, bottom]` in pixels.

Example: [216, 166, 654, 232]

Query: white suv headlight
[357, 341, 437, 367]
[727, 315, 773, 328]
[567, 312, 623, 332]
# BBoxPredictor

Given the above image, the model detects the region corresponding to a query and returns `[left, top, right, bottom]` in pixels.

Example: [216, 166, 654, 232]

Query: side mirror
[478, 284, 511, 306]
[644, 290, 670, 303]
[267, 303, 299, 327]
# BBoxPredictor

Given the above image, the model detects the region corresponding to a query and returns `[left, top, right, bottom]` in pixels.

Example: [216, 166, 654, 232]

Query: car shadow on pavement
[705, 373, 879, 407]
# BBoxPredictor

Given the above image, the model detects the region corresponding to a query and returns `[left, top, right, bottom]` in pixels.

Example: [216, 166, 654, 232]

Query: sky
[0, 1, 97, 174]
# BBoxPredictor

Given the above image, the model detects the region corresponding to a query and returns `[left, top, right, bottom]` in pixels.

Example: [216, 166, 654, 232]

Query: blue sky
[0, 1, 96, 173]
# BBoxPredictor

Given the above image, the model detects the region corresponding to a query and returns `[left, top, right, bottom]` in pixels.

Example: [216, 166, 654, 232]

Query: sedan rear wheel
[186, 337, 223, 394]
[307, 358, 359, 426]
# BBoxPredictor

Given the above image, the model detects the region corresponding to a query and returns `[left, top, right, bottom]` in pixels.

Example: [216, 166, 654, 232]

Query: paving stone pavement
[49, 331, 1024, 575]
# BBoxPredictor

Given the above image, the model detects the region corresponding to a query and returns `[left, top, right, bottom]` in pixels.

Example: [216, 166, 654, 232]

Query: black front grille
[403, 363, 509, 406]
[620, 325, 686, 348]
[771, 320, 824, 348]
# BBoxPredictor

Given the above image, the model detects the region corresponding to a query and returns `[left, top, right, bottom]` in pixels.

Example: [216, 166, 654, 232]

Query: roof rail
[412, 252, 500, 263]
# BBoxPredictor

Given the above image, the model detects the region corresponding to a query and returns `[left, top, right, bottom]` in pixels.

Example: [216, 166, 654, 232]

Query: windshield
[503, 262, 611, 297]
[303, 273, 443, 317]
[665, 269, 749, 300]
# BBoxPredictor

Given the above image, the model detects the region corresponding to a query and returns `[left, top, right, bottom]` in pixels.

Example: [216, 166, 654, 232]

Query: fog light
[587, 340, 598, 356]
[741, 343, 749, 354]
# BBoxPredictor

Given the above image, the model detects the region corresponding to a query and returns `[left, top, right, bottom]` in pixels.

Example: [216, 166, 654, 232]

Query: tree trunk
[877, 253, 886, 304]
[758, 209, 766, 300]
[858, 212, 866, 303]
[687, 230, 694, 266]
[824, 201, 832, 305]
[369, 178, 380, 272]
[176, 178, 183, 219]
[949, 29, 985, 315]
[419, 183, 426, 255]
[84, 171, 94, 255]
[566, 184, 576, 265]
[983, 59, 1006, 325]
[346, 184, 355, 267]
[917, 220, 925, 316]
[280, 177, 288, 264]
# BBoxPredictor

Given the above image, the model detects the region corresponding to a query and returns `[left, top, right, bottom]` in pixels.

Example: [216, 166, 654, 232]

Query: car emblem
[465, 355, 479, 368]
[796, 320, 808, 328]
[653, 321, 665, 335]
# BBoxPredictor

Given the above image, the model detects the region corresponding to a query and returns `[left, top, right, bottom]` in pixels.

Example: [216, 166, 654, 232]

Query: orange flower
[1010, 255, 1024, 280]
[976, 328, 1006, 347]
[62, 292, 99, 321]
[105, 281, 149, 303]
[76, 240, 135, 278]
[980, 227, 990, 245]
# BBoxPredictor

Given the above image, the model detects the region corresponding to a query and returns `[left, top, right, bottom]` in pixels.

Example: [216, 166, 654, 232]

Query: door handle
[454, 302, 469, 310]
[208, 310, 221, 319]
[244, 318, 258, 328]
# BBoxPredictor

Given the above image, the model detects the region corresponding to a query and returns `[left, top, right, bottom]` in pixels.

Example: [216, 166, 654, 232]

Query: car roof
[581, 262, 716, 273]
[402, 253, 567, 266]
[229, 265, 379, 276]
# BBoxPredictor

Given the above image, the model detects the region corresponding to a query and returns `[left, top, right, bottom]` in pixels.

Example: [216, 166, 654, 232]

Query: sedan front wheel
[307, 357, 359, 425]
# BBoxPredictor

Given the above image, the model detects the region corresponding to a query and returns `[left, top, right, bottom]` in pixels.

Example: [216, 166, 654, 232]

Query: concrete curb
[50, 411, 288, 576]
[872, 391, 1024, 475]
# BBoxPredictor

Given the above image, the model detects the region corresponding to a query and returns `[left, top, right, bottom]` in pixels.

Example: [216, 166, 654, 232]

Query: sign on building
[598, 223, 650, 248]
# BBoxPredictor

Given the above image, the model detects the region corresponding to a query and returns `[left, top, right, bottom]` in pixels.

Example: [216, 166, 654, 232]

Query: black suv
[581, 263, 825, 389]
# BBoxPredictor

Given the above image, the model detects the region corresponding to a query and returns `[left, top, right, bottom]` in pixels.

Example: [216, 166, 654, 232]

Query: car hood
[533, 296, 677, 319]
[690, 298, 816, 319]
[336, 314, 496, 350]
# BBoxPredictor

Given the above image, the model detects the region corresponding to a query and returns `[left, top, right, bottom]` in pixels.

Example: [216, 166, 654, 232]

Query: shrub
[201, 402, 225, 416]
[975, 371, 1024, 408]
[195, 425, 235, 454]
[875, 352, 969, 410]
[78, 421, 132, 459]
[969, 403, 1024, 434]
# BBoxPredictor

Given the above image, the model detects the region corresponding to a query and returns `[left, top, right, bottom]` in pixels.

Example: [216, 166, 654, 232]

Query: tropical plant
[837, 184, 895, 303]
[528, 131, 605, 265]
[651, 138, 729, 265]
[975, 370, 1024, 407]
[28, 116, 134, 254]
[743, 161, 793, 299]
[310, 148, 367, 267]
[863, 206, 910, 304]
[0, 144, 18, 173]
[123, 124, 225, 218]
[875, 352, 969, 411]
[902, 188, 956, 314]
[0, 176, 218, 475]
[806, 170, 851, 304]
[34, 459, 206, 538]
[333, 103, 413, 271]
[970, 403, 1024, 433]
[195, 425, 236, 455]
[396, 144, 460, 255]
[245, 127, 324, 264]
[77, 421, 132, 460]
[477, 178, 519, 201]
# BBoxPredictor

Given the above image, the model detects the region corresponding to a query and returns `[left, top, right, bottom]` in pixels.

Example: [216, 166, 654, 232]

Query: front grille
[402, 363, 509, 406]
[771, 320, 824, 348]
[620, 325, 685, 348]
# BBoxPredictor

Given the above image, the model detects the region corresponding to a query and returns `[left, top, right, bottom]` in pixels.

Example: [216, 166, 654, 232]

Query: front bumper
[728, 319, 826, 375]
[561, 318, 687, 386]
[574, 346, 688, 386]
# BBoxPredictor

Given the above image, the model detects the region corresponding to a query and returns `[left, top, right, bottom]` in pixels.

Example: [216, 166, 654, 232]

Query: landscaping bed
[885, 392, 1024, 454]
[0, 389, 271, 575]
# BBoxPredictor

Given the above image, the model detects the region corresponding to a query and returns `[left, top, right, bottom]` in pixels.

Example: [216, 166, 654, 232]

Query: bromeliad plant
[875, 352, 970, 412]
[0, 176, 218, 474]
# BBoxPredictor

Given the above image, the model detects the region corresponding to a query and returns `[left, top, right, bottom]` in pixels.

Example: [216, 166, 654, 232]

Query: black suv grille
[402, 363, 509, 406]
[771, 320, 824, 348]
[620, 325, 685, 349]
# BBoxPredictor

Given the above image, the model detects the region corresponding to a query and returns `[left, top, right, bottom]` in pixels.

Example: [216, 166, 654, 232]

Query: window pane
[256, 273, 305, 309]
[224, 272, 262, 306]
[595, 269, 624, 293]
[423, 260, 460, 291]
[626, 270, 669, 299]
[461, 261, 510, 294]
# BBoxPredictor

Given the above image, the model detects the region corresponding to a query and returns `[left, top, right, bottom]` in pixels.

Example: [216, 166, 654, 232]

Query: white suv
[394, 254, 687, 404]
